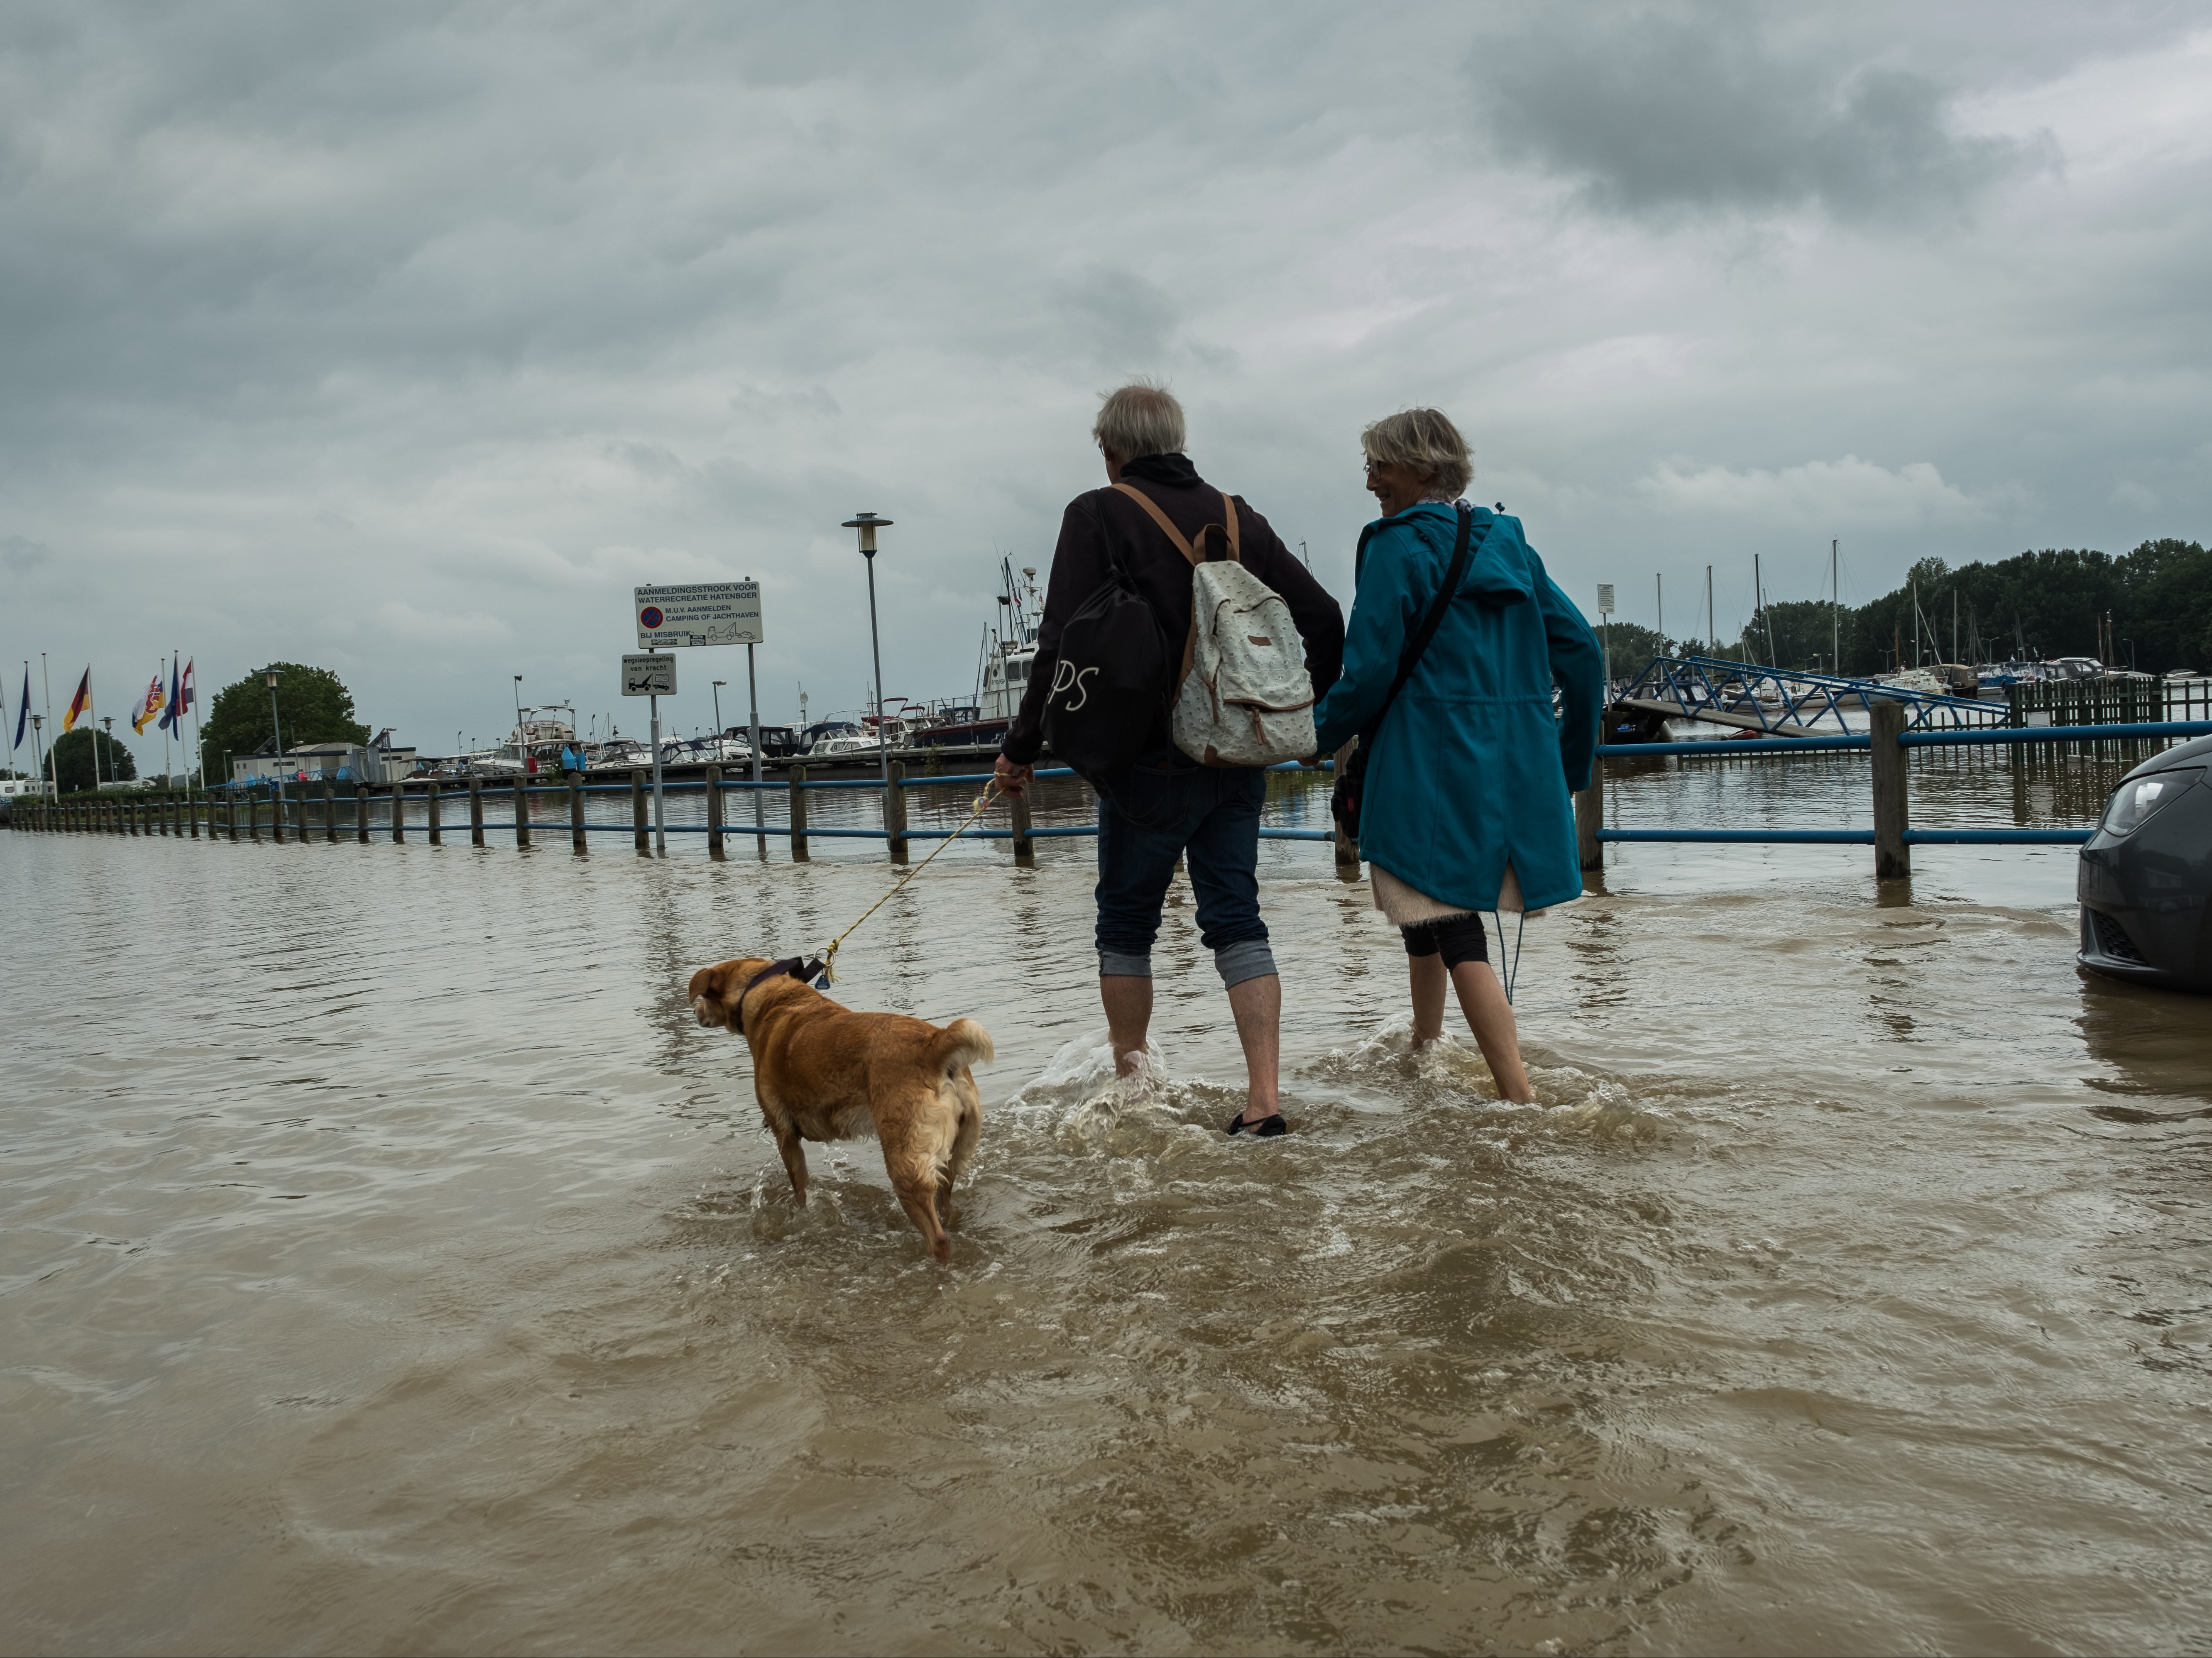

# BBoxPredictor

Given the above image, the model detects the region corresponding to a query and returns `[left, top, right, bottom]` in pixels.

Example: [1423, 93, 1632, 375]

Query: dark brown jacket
[1001, 452, 1345, 765]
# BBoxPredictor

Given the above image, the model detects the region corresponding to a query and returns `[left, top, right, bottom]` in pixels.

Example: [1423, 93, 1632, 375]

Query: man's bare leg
[1449, 960, 1536, 1103]
[1226, 972, 1281, 1124]
[1099, 975, 1153, 1077]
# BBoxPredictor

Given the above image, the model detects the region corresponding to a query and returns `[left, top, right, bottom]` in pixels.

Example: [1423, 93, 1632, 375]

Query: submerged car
[2077, 732, 2212, 993]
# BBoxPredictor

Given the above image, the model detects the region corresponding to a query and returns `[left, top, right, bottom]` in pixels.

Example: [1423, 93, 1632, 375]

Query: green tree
[45, 726, 138, 792]
[199, 663, 369, 781]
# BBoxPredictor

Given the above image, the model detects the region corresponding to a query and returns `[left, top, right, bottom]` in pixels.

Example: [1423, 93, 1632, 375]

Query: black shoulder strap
[1361, 506, 1483, 746]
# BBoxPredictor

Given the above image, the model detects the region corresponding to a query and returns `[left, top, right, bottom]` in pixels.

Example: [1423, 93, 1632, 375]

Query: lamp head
[842, 511, 891, 557]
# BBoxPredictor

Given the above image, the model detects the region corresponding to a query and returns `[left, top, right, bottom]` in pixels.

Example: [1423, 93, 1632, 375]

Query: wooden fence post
[512, 776, 529, 848]
[884, 761, 908, 865]
[469, 775, 485, 846]
[1574, 770, 1605, 875]
[788, 765, 809, 861]
[248, 796, 262, 841]
[391, 781, 406, 843]
[631, 770, 648, 854]
[1331, 739, 1360, 878]
[1871, 699, 1911, 881]
[351, 780, 368, 844]
[1009, 785, 1033, 866]
[706, 765, 725, 860]
[271, 790, 286, 844]
[428, 783, 443, 845]
[320, 784, 336, 844]
[568, 772, 585, 852]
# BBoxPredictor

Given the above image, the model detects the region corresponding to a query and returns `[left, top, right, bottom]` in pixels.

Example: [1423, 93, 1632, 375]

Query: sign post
[622, 652, 677, 856]
[1595, 583, 1615, 695]
[631, 582, 763, 861]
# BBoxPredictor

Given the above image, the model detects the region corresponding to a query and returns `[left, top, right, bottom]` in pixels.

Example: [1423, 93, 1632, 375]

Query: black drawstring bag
[1040, 501, 1172, 783]
[1331, 505, 1483, 841]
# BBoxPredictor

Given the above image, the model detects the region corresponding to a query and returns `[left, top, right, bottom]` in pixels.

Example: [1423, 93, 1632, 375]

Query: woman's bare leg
[1409, 951, 1448, 1045]
[1449, 961, 1537, 1103]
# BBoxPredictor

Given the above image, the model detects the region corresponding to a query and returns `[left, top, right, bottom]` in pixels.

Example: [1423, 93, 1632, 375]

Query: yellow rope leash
[818, 779, 1003, 984]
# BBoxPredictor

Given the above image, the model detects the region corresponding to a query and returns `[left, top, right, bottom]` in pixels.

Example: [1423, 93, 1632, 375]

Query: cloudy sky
[3, 2, 2208, 766]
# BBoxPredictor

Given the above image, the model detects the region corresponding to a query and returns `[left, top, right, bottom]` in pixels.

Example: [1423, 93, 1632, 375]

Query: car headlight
[2102, 767, 2202, 835]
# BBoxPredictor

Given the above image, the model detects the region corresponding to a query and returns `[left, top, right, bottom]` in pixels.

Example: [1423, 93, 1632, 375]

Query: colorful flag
[180, 658, 195, 715]
[11, 667, 25, 754]
[65, 668, 91, 732]
[132, 670, 164, 734]
[159, 654, 183, 733]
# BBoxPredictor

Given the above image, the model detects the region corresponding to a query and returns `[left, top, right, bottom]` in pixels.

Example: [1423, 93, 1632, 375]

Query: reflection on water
[5, 746, 2211, 1655]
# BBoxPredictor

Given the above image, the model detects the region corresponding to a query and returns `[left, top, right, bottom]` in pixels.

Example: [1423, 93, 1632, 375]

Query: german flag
[65, 667, 92, 732]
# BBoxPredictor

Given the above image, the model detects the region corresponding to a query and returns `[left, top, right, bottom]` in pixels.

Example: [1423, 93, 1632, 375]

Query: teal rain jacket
[1312, 503, 1604, 914]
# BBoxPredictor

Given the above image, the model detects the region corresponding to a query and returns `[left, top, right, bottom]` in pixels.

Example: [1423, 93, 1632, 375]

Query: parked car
[2077, 732, 2212, 993]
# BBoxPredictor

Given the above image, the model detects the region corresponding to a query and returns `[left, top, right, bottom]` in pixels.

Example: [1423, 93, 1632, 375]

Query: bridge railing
[1580, 709, 2212, 878]
[1616, 654, 2008, 736]
[22, 719, 2210, 890]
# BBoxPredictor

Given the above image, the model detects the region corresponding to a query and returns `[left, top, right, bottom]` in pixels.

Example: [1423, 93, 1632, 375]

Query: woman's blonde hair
[1361, 407, 1473, 497]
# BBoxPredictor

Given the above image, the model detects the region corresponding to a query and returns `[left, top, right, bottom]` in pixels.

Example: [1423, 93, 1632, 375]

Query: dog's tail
[925, 1017, 995, 1079]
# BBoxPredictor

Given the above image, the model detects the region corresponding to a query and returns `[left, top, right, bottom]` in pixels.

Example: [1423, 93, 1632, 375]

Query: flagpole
[188, 661, 205, 800]
[161, 656, 173, 785]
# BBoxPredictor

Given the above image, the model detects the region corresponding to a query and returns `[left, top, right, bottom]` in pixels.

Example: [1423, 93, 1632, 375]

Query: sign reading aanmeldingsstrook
[635, 582, 763, 649]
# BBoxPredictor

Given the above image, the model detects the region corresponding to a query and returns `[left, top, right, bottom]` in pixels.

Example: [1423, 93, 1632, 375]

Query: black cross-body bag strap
[1358, 505, 1483, 748]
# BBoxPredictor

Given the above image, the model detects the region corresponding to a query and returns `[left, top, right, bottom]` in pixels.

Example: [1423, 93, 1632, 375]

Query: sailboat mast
[1831, 539, 1840, 673]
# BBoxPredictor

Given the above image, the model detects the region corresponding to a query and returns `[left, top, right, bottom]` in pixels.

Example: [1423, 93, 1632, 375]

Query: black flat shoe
[1226, 1110, 1287, 1138]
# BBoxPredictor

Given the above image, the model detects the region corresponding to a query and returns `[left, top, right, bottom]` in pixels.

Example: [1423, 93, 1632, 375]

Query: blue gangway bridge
[1610, 655, 2007, 739]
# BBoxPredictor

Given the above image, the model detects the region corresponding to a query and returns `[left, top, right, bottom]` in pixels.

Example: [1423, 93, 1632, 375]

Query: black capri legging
[1401, 912, 1489, 970]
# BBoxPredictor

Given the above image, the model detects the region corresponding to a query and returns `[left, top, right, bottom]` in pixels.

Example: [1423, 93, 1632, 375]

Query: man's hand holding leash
[993, 755, 1034, 796]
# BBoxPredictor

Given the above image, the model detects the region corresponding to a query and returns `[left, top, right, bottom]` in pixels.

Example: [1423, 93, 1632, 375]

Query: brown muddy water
[5, 754, 2211, 1656]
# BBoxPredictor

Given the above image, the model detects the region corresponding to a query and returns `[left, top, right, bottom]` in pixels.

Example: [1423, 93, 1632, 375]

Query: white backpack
[1113, 484, 1317, 768]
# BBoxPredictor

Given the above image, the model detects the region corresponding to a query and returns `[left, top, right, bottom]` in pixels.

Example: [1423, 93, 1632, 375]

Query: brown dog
[688, 957, 993, 1261]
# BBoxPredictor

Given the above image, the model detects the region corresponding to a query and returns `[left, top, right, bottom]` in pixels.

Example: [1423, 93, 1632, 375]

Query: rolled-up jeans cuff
[1099, 949, 1152, 979]
[1214, 937, 1277, 988]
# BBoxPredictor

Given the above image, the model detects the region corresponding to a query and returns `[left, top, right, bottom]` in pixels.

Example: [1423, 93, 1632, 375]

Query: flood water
[6, 748, 2212, 1656]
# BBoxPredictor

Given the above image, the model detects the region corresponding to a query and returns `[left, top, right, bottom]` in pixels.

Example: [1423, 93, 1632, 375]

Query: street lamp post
[842, 513, 894, 783]
[262, 665, 284, 827]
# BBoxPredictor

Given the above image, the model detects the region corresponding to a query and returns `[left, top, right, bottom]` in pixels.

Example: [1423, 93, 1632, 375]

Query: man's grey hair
[1093, 379, 1186, 461]
[1361, 407, 1473, 497]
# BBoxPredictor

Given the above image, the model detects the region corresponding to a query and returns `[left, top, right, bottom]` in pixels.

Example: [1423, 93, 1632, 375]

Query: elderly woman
[1311, 409, 1604, 1102]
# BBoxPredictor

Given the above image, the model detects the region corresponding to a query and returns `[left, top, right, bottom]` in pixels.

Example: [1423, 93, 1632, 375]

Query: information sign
[621, 654, 677, 697]
[1595, 583, 1615, 616]
[635, 581, 763, 648]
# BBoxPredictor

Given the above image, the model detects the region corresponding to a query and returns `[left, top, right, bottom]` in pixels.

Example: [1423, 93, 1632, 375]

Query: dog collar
[734, 956, 827, 1029]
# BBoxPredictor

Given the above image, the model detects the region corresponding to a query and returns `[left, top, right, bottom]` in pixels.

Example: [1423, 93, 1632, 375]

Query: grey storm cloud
[1468, 10, 2060, 223]
[0, 2, 2206, 766]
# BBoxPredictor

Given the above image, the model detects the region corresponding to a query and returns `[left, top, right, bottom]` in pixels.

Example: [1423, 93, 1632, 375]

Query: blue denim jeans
[1094, 758, 1276, 988]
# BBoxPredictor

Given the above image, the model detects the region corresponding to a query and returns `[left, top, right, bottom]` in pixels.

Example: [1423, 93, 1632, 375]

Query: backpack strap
[1360, 506, 1485, 749]
[1111, 484, 1242, 565]
[1113, 482, 1197, 565]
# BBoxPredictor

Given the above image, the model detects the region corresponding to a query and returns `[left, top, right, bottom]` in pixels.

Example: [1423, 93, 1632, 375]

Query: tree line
[1592, 538, 2209, 679]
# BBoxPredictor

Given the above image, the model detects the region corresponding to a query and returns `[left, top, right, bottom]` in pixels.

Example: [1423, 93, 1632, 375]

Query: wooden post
[428, 782, 443, 845]
[1009, 784, 1034, 866]
[321, 785, 337, 844]
[351, 780, 368, 844]
[271, 790, 285, 844]
[568, 772, 584, 853]
[190, 796, 200, 839]
[1331, 739, 1360, 878]
[706, 764, 726, 859]
[469, 775, 485, 846]
[1871, 699, 1910, 881]
[884, 760, 908, 865]
[512, 775, 530, 848]
[391, 781, 406, 843]
[248, 795, 262, 841]
[1574, 769, 1604, 875]
[788, 765, 809, 861]
[631, 770, 648, 854]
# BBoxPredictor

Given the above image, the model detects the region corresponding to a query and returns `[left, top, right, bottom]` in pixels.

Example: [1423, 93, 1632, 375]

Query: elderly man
[995, 382, 1344, 1136]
